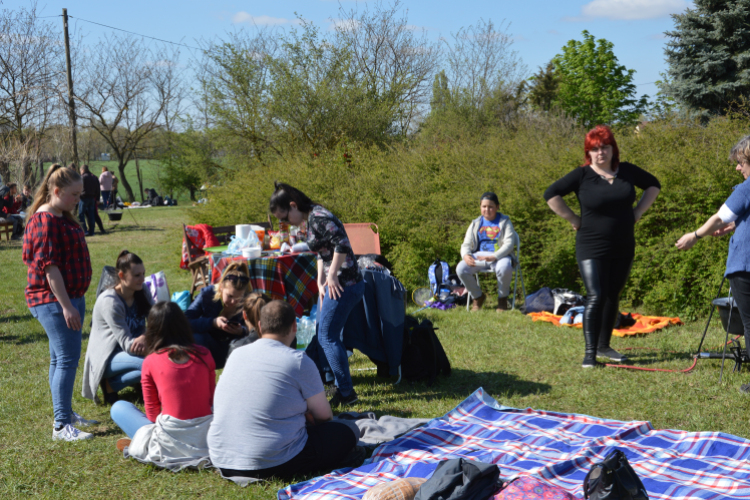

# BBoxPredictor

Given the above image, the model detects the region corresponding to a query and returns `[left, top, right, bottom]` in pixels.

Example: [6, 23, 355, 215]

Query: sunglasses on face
[223, 274, 250, 286]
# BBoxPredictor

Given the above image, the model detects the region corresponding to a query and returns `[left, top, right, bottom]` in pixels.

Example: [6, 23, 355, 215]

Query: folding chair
[343, 223, 381, 255]
[466, 232, 526, 311]
[183, 224, 210, 298]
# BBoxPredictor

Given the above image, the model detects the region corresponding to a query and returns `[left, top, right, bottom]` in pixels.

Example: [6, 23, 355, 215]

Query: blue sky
[17, 0, 692, 100]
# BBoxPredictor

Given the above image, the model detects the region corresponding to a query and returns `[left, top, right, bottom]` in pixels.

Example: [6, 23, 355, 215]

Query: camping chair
[343, 223, 381, 255]
[466, 232, 526, 311]
[183, 224, 211, 298]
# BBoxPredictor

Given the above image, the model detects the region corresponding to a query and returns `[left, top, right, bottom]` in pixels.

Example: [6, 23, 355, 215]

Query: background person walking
[23, 164, 97, 441]
[544, 125, 660, 368]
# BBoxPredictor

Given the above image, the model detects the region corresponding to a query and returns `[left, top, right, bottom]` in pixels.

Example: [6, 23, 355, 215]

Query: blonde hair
[212, 261, 251, 302]
[242, 293, 271, 331]
[730, 135, 750, 164]
[27, 164, 82, 224]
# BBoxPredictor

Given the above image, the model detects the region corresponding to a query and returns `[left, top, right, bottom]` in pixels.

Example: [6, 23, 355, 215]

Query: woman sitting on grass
[226, 292, 271, 359]
[111, 301, 216, 469]
[82, 250, 152, 404]
[185, 262, 250, 369]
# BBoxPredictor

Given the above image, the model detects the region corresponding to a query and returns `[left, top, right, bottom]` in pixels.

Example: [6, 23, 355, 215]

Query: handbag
[583, 449, 648, 500]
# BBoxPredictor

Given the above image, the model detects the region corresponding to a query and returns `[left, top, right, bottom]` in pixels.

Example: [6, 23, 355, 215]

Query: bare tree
[75, 34, 181, 201]
[333, 0, 440, 132]
[0, 2, 64, 186]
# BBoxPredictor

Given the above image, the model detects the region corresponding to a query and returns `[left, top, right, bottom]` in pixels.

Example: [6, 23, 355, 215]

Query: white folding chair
[466, 233, 526, 310]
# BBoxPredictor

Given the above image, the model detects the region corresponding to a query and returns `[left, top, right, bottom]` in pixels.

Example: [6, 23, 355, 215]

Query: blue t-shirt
[724, 179, 750, 275]
[123, 300, 146, 338]
[477, 214, 502, 252]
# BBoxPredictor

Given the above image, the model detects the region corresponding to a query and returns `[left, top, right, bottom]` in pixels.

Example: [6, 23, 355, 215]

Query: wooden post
[62, 8, 79, 166]
[135, 153, 144, 202]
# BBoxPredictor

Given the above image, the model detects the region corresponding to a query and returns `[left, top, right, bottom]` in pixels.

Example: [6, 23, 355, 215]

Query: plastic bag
[144, 271, 170, 303]
[226, 232, 261, 255]
[171, 290, 191, 311]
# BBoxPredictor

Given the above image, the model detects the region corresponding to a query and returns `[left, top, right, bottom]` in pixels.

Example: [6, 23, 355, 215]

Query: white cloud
[328, 18, 360, 31]
[579, 0, 690, 21]
[231, 12, 299, 25]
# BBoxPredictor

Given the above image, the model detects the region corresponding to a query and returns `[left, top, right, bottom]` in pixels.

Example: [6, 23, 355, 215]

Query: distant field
[43, 159, 194, 204]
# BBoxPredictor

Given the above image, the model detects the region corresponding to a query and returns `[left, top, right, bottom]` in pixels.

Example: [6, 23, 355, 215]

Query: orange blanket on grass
[528, 311, 683, 337]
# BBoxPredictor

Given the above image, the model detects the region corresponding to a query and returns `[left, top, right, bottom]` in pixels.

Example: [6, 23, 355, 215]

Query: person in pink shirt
[110, 301, 216, 454]
[99, 167, 114, 209]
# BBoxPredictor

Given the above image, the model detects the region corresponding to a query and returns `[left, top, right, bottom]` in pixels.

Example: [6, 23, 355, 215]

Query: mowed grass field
[1, 207, 750, 499]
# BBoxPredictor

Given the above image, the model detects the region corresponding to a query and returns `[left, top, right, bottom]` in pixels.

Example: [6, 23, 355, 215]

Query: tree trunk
[37, 158, 44, 184]
[189, 186, 196, 201]
[0, 161, 9, 185]
[117, 159, 135, 202]
[135, 156, 144, 202]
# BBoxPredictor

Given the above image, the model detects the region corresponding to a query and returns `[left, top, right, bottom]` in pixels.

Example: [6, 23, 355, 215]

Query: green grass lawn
[1, 207, 749, 498]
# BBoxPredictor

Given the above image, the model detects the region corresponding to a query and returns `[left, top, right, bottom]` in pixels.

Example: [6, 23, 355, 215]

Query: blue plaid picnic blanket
[279, 387, 750, 499]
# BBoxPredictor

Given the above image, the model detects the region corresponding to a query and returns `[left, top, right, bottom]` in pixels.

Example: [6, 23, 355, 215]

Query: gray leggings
[456, 255, 513, 299]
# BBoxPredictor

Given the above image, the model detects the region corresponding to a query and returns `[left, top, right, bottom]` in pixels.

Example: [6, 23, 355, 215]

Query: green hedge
[193, 115, 748, 318]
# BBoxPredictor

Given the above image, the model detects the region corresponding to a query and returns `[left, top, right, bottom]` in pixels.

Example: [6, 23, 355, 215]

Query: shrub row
[193, 114, 748, 318]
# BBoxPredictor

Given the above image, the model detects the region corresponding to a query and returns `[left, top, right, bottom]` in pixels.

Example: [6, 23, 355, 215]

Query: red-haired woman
[544, 125, 661, 368]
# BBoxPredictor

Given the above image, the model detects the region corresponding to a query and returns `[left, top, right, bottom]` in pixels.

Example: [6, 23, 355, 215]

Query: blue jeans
[317, 280, 365, 396]
[111, 401, 152, 438]
[29, 297, 86, 427]
[103, 351, 144, 393]
[78, 198, 96, 234]
[101, 191, 110, 208]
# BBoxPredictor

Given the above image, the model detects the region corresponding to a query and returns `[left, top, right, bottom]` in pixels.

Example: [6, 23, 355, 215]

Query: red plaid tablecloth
[209, 252, 318, 317]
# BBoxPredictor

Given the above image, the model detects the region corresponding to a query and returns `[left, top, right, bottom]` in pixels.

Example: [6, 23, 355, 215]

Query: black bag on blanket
[584, 449, 648, 500]
[414, 458, 501, 500]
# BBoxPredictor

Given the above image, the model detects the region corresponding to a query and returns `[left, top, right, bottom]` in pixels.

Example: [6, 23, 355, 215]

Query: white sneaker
[71, 412, 99, 427]
[53, 424, 93, 441]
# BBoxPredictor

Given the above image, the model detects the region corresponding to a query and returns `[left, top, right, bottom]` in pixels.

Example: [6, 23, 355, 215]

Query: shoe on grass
[72, 412, 99, 427]
[338, 445, 366, 469]
[596, 347, 628, 363]
[740, 383, 750, 394]
[470, 294, 486, 312]
[329, 389, 359, 407]
[582, 354, 604, 368]
[53, 424, 93, 441]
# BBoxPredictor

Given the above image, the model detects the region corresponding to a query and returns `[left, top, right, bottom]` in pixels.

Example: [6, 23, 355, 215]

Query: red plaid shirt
[22, 212, 92, 308]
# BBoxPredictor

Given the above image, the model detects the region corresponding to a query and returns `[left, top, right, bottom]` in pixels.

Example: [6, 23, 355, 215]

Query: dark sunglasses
[223, 274, 250, 286]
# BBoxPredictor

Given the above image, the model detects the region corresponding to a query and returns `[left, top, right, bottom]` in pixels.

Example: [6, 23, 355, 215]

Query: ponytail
[26, 164, 82, 224]
[242, 293, 271, 331]
[115, 249, 151, 317]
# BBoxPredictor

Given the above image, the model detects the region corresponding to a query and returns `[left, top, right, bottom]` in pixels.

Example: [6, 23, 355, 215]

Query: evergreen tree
[664, 0, 750, 117]
[527, 62, 559, 112]
[552, 31, 648, 128]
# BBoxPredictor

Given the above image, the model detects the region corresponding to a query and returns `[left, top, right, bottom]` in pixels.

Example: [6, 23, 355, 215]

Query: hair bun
[118, 249, 130, 259]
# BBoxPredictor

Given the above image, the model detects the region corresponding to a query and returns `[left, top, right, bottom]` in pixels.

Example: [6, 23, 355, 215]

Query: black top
[544, 162, 660, 260]
[306, 205, 362, 287]
[81, 172, 100, 201]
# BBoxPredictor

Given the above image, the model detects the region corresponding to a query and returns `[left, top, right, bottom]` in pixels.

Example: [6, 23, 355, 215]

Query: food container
[236, 224, 253, 240]
[241, 247, 261, 260]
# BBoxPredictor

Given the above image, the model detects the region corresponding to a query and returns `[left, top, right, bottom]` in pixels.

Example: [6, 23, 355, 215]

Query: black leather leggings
[578, 258, 633, 355]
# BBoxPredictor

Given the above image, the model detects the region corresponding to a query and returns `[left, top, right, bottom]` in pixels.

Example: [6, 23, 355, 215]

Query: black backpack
[401, 316, 451, 385]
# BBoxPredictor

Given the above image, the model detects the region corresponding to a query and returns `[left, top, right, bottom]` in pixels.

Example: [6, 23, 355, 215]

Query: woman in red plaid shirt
[23, 164, 96, 441]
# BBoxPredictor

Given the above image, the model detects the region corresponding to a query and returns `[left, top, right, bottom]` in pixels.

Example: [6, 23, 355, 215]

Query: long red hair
[583, 125, 620, 169]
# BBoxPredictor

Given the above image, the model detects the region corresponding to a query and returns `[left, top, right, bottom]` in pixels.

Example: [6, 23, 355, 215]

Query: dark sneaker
[582, 354, 604, 368]
[337, 445, 366, 469]
[740, 383, 750, 394]
[329, 389, 359, 407]
[597, 347, 628, 363]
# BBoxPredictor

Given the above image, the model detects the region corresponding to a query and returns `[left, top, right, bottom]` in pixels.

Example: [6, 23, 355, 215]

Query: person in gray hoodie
[457, 192, 518, 312]
[82, 250, 153, 404]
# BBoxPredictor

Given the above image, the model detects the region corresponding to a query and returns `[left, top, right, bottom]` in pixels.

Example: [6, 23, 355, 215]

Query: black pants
[220, 421, 357, 480]
[728, 272, 750, 360]
[578, 258, 633, 354]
